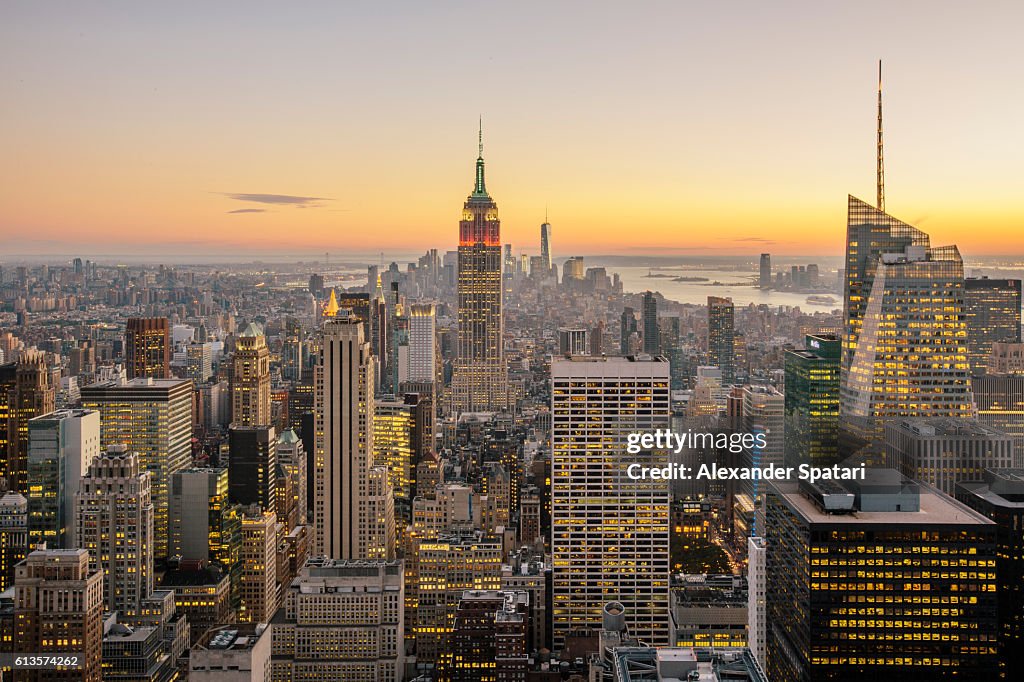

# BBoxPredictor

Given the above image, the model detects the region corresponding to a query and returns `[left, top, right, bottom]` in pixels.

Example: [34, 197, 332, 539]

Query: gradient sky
[2, 1, 1023, 259]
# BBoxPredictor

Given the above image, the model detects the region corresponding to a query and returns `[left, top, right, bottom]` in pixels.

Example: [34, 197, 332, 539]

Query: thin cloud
[733, 237, 776, 243]
[227, 208, 267, 214]
[219, 192, 334, 207]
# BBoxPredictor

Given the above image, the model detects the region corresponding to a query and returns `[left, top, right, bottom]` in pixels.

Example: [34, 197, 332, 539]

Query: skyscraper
[642, 291, 659, 354]
[125, 317, 170, 380]
[27, 409, 100, 548]
[540, 218, 552, 272]
[169, 466, 238, 566]
[238, 508, 277, 624]
[964, 277, 1022, 375]
[620, 307, 637, 355]
[784, 334, 841, 468]
[0, 492, 28, 592]
[231, 322, 271, 427]
[551, 355, 671, 648]
[407, 302, 437, 385]
[451, 124, 508, 414]
[759, 253, 771, 288]
[228, 425, 278, 514]
[81, 377, 193, 560]
[707, 296, 735, 384]
[765, 474, 999, 681]
[315, 317, 394, 559]
[1, 351, 56, 493]
[75, 444, 154, 618]
[15, 548, 104, 682]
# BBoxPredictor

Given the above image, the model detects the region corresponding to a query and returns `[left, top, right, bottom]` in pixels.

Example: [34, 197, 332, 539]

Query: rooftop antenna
[876, 59, 885, 212]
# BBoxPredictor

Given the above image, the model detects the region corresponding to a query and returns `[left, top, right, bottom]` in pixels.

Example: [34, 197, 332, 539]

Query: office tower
[540, 219, 552, 272]
[408, 529, 503, 662]
[186, 342, 213, 383]
[270, 558, 405, 682]
[15, 548, 104, 682]
[160, 566, 234, 643]
[964, 277, 1022, 375]
[747, 536, 767, 668]
[81, 377, 193, 560]
[557, 327, 589, 356]
[75, 444, 154, 618]
[551, 355, 671, 648]
[784, 334, 841, 468]
[956, 469, 1024, 677]
[374, 394, 431, 524]
[238, 508, 277, 624]
[26, 408, 100, 548]
[974, 373, 1024, 454]
[408, 303, 437, 383]
[435, 590, 530, 681]
[281, 334, 304, 382]
[232, 323, 271, 427]
[1, 351, 56, 492]
[276, 429, 306, 525]
[740, 385, 785, 537]
[759, 253, 771, 288]
[0, 492, 27, 591]
[562, 256, 585, 283]
[842, 244, 975, 435]
[125, 317, 170, 380]
[620, 307, 637, 355]
[451, 125, 508, 414]
[642, 291, 659, 354]
[228, 425, 277, 513]
[765, 474, 998, 681]
[315, 318, 394, 559]
[885, 418, 1014, 496]
[707, 296, 735, 384]
[989, 341, 1024, 375]
[169, 467, 239, 567]
[190, 623, 272, 682]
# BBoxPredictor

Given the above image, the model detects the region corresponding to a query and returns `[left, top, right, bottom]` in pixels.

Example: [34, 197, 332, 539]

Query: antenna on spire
[478, 115, 483, 159]
[876, 59, 885, 212]
[545, 205, 548, 223]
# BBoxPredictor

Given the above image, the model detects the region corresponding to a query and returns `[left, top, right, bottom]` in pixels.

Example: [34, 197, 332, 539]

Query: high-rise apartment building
[784, 334, 841, 468]
[26, 408, 100, 548]
[186, 342, 214, 383]
[1, 351, 56, 492]
[408, 303, 437, 384]
[550, 355, 671, 648]
[270, 558, 405, 682]
[451, 127, 508, 414]
[276, 429, 307, 526]
[765, 474, 999, 681]
[232, 323, 271, 427]
[964, 277, 1022, 375]
[15, 548, 104, 682]
[81, 377, 193, 560]
[238, 508, 277, 624]
[642, 291, 659, 354]
[708, 296, 735, 385]
[125, 317, 170, 380]
[315, 318, 394, 559]
[75, 444, 154, 618]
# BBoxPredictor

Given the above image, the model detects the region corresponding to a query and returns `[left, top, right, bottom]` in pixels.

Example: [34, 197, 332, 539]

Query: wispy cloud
[227, 208, 267, 214]
[219, 192, 334, 207]
[733, 236, 775, 243]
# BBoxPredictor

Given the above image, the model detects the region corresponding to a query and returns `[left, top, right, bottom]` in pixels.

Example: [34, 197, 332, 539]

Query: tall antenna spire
[876, 59, 885, 212]
[473, 117, 488, 196]
[478, 115, 483, 159]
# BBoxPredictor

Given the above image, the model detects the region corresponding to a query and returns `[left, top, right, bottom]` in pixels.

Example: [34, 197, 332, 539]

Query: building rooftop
[889, 418, 1011, 439]
[195, 623, 268, 652]
[956, 468, 1024, 508]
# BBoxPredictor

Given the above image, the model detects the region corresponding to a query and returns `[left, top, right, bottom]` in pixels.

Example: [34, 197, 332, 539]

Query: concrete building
[191, 623, 271, 682]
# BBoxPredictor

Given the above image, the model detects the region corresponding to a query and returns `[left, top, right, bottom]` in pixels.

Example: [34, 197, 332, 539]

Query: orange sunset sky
[2, 2, 1023, 259]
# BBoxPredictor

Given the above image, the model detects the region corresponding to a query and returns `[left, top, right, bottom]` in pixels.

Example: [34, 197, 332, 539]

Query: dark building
[784, 334, 841, 468]
[307, 273, 324, 296]
[642, 291, 659, 355]
[956, 469, 1024, 678]
[760, 253, 772, 288]
[765, 473, 999, 681]
[228, 425, 277, 514]
[0, 352, 56, 493]
[336, 291, 372, 340]
[125, 317, 171, 380]
[708, 296, 735, 385]
[620, 307, 637, 355]
[964, 277, 1022, 375]
[435, 590, 530, 682]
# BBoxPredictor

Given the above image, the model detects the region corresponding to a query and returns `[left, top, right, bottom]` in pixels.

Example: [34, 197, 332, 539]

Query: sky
[2, 1, 1023, 260]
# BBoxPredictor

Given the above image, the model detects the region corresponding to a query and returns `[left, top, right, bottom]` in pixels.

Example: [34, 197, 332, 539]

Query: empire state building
[451, 125, 508, 414]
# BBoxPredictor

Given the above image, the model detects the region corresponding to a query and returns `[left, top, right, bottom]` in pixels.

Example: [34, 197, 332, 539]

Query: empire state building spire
[877, 60, 885, 212]
[473, 116, 488, 197]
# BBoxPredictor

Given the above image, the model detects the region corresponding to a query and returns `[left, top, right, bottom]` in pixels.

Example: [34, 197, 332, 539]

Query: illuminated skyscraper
[451, 124, 508, 414]
[374, 394, 432, 524]
[75, 444, 154, 618]
[964, 277, 1022, 375]
[550, 355, 671, 648]
[540, 219, 552, 272]
[408, 303, 437, 384]
[315, 318, 395, 559]
[784, 334, 841, 468]
[81, 377, 193, 560]
[708, 296, 735, 384]
[231, 322, 271, 427]
[125, 317, 170, 380]
[1, 351, 56, 493]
